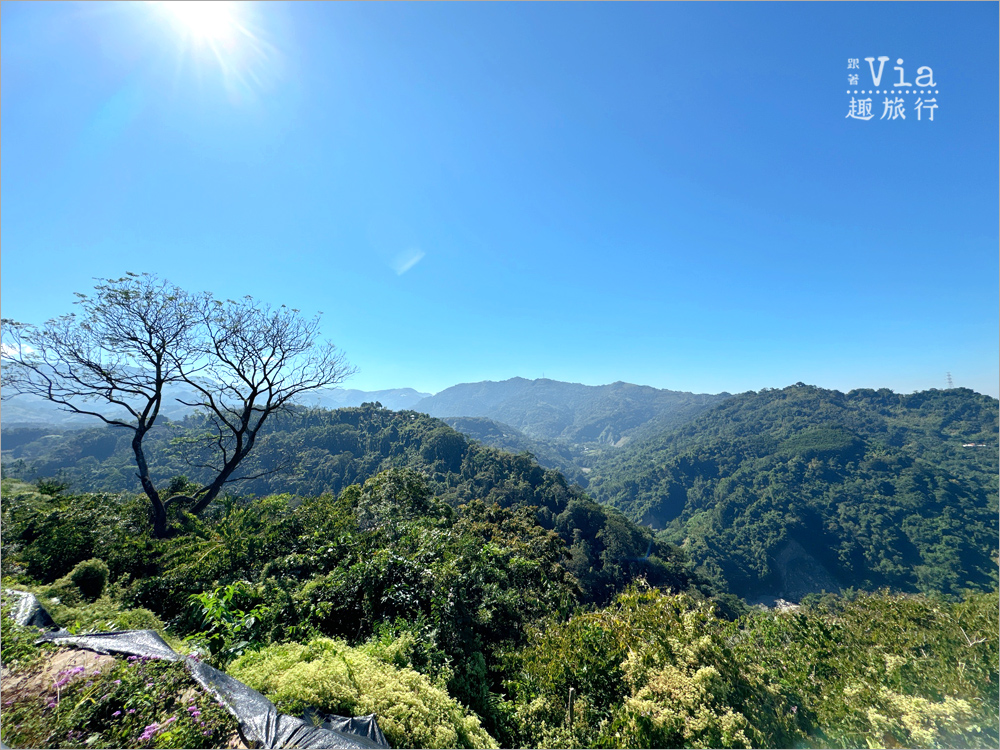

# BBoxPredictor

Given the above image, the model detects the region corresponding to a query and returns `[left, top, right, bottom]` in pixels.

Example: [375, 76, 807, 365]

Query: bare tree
[171, 295, 355, 514]
[1, 273, 355, 537]
[2, 274, 199, 537]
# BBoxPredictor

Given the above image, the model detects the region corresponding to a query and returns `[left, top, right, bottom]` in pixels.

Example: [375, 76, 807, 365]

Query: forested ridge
[415, 377, 728, 445]
[1, 404, 700, 607]
[2, 388, 998, 748]
[586, 384, 999, 599]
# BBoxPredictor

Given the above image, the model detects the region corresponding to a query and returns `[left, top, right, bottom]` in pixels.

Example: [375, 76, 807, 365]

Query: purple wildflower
[164, 716, 177, 724]
[146, 683, 153, 688]
[203, 730, 212, 736]
[46, 701, 57, 708]
[112, 711, 121, 717]
[138, 723, 160, 741]
[128, 709, 136, 714]
[113, 680, 121, 685]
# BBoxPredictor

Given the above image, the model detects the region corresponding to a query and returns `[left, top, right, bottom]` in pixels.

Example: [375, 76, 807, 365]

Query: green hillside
[440, 416, 589, 486]
[3, 394, 997, 749]
[586, 384, 999, 600]
[0, 404, 699, 607]
[416, 377, 728, 445]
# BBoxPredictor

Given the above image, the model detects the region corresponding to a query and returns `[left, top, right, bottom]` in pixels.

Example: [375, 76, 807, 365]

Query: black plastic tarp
[303, 707, 388, 748]
[2, 589, 390, 749]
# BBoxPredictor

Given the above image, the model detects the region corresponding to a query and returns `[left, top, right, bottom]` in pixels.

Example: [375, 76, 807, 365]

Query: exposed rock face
[748, 539, 842, 608]
[774, 539, 841, 601]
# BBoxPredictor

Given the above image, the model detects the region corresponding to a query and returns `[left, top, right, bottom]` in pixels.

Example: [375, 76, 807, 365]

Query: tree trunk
[132, 431, 168, 538]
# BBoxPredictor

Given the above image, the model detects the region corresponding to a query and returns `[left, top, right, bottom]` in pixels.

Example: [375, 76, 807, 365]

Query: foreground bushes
[3, 474, 997, 749]
[229, 638, 498, 749]
[507, 585, 999, 749]
[732, 589, 1000, 748]
[509, 586, 803, 748]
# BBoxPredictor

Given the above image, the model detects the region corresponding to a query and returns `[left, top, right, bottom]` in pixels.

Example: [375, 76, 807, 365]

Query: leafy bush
[731, 589, 999, 748]
[0, 599, 53, 673]
[69, 558, 109, 600]
[185, 581, 270, 667]
[3, 488, 152, 585]
[229, 637, 498, 749]
[509, 585, 803, 748]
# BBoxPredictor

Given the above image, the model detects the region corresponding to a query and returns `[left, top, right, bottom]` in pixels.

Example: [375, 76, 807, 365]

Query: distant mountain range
[416, 377, 729, 445]
[0, 376, 729, 489]
[0, 385, 431, 429]
[2, 377, 724, 450]
[3, 383, 995, 604]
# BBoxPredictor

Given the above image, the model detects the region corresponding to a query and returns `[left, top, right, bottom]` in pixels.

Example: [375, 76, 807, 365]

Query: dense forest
[586, 384, 999, 600]
[2, 473, 997, 748]
[2, 387, 998, 748]
[0, 404, 701, 608]
[6, 385, 996, 603]
[415, 377, 728, 446]
[439, 416, 589, 486]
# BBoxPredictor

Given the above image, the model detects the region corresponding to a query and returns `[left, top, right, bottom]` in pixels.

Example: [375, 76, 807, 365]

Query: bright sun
[160, 1, 238, 42]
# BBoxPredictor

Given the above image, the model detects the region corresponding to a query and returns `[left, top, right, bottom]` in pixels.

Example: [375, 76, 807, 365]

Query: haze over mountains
[1, 377, 725, 445]
[0, 384, 433, 428]
[3, 384, 996, 605]
[415, 377, 728, 445]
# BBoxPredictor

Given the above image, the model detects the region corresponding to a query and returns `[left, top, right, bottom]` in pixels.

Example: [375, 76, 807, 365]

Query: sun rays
[153, 1, 279, 103]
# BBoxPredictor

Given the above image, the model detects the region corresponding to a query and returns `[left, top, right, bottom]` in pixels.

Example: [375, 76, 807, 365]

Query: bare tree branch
[3, 273, 356, 532]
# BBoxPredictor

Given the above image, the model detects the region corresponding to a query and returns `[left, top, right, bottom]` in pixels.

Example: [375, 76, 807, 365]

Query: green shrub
[185, 582, 270, 667]
[0, 599, 53, 673]
[70, 558, 109, 600]
[509, 586, 805, 749]
[229, 637, 498, 749]
[732, 589, 999, 748]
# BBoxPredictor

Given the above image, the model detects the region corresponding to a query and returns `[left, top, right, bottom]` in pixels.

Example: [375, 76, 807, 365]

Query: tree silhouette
[2, 273, 354, 537]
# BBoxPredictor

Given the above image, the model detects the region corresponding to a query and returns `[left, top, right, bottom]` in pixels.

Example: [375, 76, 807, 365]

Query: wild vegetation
[0, 447, 706, 746]
[1, 404, 699, 608]
[586, 384, 999, 599]
[416, 377, 728, 446]
[3, 474, 995, 748]
[2, 283, 996, 748]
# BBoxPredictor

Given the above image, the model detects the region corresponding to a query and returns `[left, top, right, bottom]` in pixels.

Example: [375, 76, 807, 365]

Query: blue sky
[2, 1, 997, 397]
